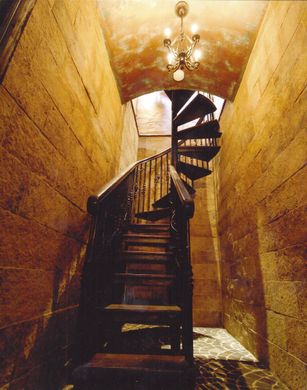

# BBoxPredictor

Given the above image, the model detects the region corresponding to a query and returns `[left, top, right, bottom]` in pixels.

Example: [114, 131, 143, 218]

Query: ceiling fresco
[97, 0, 268, 102]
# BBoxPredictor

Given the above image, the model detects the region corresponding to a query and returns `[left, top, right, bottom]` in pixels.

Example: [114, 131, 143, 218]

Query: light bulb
[173, 69, 185, 82]
[191, 24, 198, 34]
[164, 28, 172, 38]
[193, 49, 201, 61]
[167, 53, 175, 64]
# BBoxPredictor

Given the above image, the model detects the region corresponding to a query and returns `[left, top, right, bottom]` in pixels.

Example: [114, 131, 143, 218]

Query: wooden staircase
[73, 91, 221, 389]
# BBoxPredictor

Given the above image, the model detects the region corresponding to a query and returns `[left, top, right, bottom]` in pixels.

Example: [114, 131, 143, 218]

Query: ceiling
[97, 0, 268, 103]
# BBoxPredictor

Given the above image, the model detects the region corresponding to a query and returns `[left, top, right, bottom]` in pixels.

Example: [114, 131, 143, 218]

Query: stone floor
[191, 327, 287, 389]
[119, 325, 288, 390]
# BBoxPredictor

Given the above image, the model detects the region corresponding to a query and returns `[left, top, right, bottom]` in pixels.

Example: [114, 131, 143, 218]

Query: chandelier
[163, 1, 200, 82]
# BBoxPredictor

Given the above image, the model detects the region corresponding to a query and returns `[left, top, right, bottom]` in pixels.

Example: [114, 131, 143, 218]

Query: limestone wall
[137, 136, 171, 160]
[190, 172, 222, 327]
[0, 0, 137, 389]
[217, 2, 306, 388]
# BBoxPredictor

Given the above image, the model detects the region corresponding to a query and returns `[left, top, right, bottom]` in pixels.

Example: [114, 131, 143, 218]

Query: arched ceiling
[97, 0, 268, 103]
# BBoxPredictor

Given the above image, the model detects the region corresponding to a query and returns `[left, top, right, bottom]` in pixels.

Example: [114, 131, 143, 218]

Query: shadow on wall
[1, 213, 89, 390]
[220, 198, 269, 363]
[190, 176, 223, 328]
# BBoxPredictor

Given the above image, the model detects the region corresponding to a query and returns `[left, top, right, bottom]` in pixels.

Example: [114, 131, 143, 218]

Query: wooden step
[121, 250, 173, 261]
[177, 119, 221, 139]
[123, 236, 172, 252]
[103, 304, 182, 323]
[123, 233, 172, 240]
[115, 273, 176, 283]
[127, 224, 170, 234]
[152, 192, 171, 209]
[126, 262, 167, 274]
[182, 180, 196, 194]
[178, 146, 220, 162]
[135, 208, 170, 221]
[174, 94, 216, 126]
[72, 353, 192, 390]
[164, 89, 195, 114]
[104, 304, 181, 317]
[177, 161, 211, 180]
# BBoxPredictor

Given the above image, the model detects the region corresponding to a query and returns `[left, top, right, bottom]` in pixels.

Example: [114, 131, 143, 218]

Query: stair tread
[177, 119, 221, 139]
[125, 258, 169, 264]
[174, 94, 216, 126]
[128, 223, 170, 228]
[177, 161, 211, 180]
[123, 233, 171, 239]
[152, 193, 171, 209]
[164, 89, 195, 114]
[104, 304, 181, 313]
[121, 250, 173, 256]
[115, 273, 175, 279]
[84, 353, 186, 369]
[178, 146, 220, 162]
[136, 208, 170, 221]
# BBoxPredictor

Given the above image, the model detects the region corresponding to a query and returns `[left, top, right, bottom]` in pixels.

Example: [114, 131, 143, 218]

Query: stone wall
[217, 2, 306, 388]
[190, 172, 222, 327]
[0, 0, 137, 389]
[118, 102, 139, 172]
[137, 136, 171, 160]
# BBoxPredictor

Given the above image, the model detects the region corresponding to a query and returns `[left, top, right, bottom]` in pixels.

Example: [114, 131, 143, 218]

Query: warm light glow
[167, 53, 175, 64]
[164, 27, 172, 38]
[173, 69, 185, 82]
[193, 49, 201, 61]
[191, 24, 198, 34]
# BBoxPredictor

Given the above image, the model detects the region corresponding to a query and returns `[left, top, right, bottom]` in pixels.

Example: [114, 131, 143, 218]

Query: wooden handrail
[87, 144, 174, 214]
[169, 165, 194, 219]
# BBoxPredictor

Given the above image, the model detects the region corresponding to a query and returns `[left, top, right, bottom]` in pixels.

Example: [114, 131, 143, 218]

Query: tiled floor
[118, 325, 288, 389]
[192, 328, 287, 389]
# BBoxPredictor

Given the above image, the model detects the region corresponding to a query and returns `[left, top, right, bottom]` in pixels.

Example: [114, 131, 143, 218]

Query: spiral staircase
[72, 90, 222, 390]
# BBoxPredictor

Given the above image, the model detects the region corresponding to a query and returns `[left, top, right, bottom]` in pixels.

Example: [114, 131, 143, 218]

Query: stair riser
[115, 279, 174, 286]
[124, 238, 171, 245]
[126, 263, 167, 274]
[127, 229, 170, 235]
[124, 234, 172, 240]
[128, 224, 170, 231]
[123, 285, 173, 306]
[104, 310, 180, 323]
[124, 244, 172, 252]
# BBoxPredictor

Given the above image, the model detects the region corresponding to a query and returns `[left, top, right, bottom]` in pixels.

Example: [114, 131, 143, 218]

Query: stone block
[260, 244, 306, 282]
[269, 342, 307, 390]
[0, 323, 23, 386]
[18, 175, 90, 242]
[264, 281, 300, 317]
[0, 208, 85, 272]
[0, 148, 32, 213]
[267, 310, 287, 350]
[193, 310, 221, 327]
[259, 204, 307, 253]
[0, 269, 53, 328]
[258, 166, 307, 226]
[286, 318, 307, 362]
[193, 264, 218, 280]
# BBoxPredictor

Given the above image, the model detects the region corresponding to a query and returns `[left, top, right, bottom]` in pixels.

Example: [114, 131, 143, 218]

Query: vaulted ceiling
[97, 0, 268, 103]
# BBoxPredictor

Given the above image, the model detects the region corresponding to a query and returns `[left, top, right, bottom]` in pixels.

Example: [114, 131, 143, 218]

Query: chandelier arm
[184, 58, 200, 71]
[185, 40, 197, 59]
[167, 61, 180, 72]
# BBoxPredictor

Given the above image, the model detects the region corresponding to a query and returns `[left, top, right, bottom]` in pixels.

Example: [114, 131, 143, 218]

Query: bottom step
[73, 353, 193, 390]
